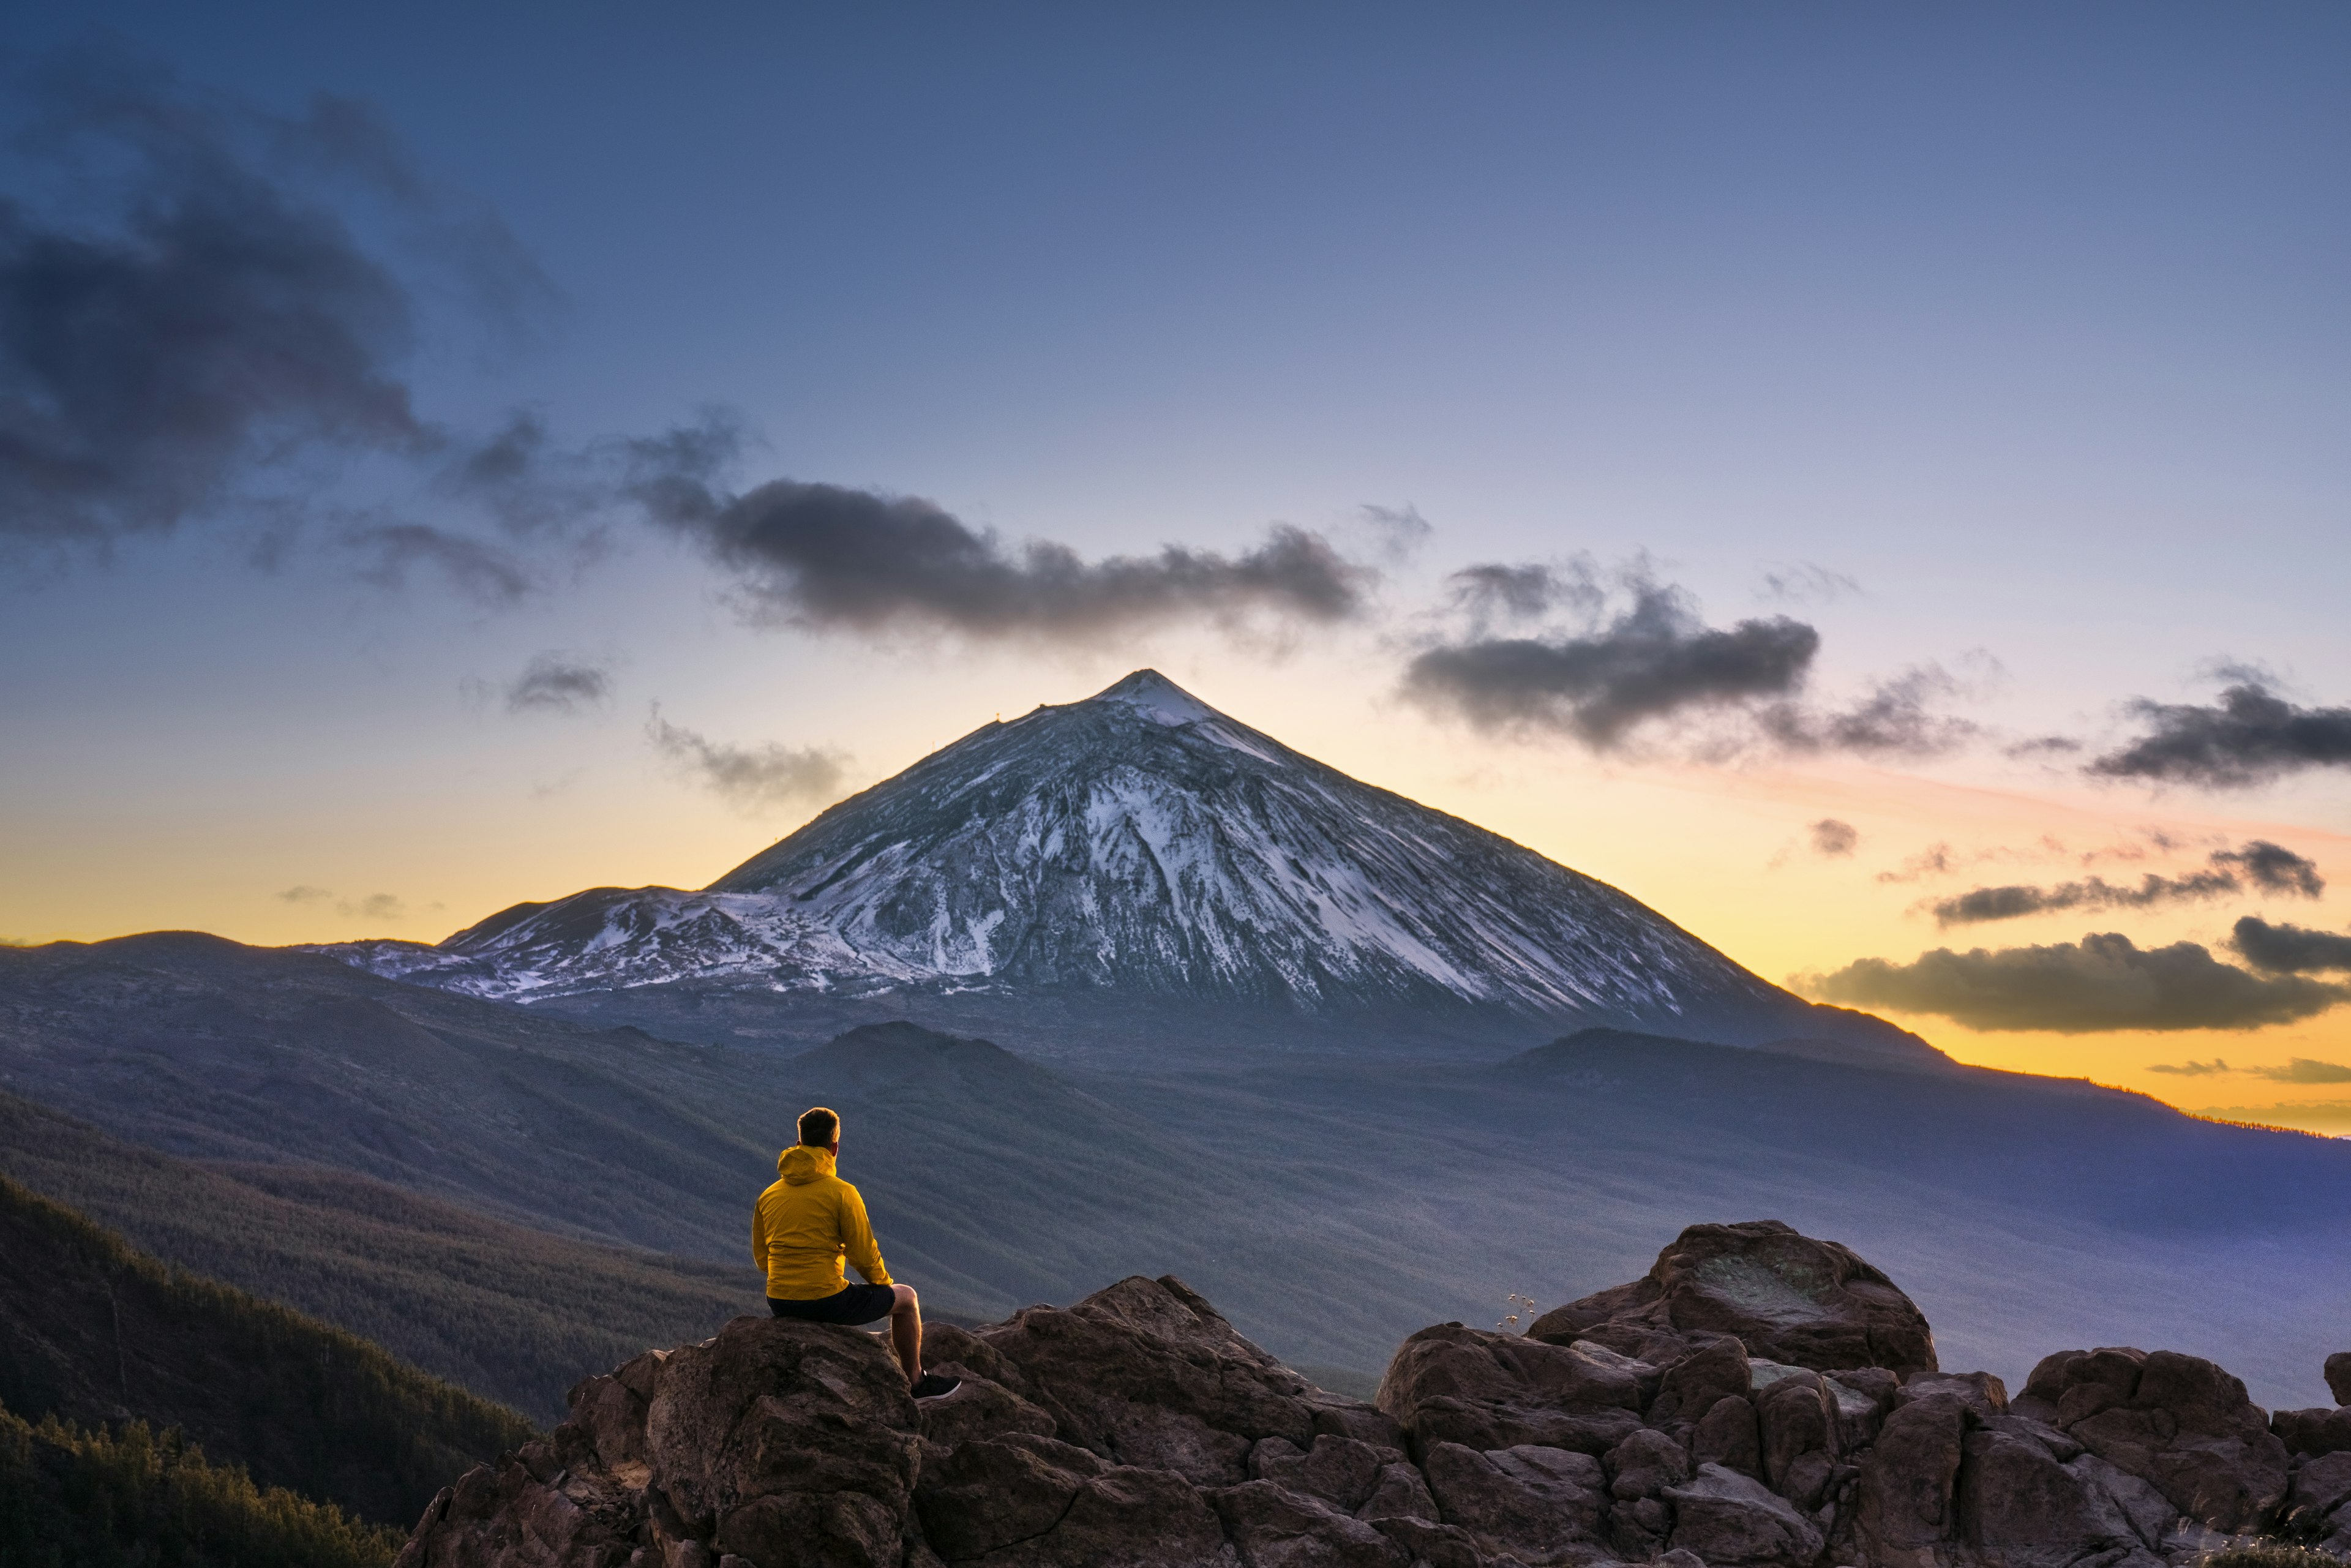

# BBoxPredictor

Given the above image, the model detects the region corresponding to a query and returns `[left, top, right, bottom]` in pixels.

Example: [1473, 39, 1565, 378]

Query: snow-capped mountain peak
[321, 670, 1930, 1062]
[1089, 668, 1223, 727]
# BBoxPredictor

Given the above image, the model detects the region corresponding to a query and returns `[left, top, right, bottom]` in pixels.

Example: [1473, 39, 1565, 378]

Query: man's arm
[838, 1185, 893, 1286]
[750, 1193, 770, 1274]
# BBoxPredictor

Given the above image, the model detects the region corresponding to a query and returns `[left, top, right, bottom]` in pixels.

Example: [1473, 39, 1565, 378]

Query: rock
[1355, 1461, 1439, 1523]
[915, 1433, 1227, 1567]
[1380, 1324, 1646, 1416]
[2022, 1346, 2288, 1532]
[2277, 1407, 2351, 1460]
[1362, 1514, 1485, 1568]
[1650, 1337, 1753, 1428]
[643, 1316, 921, 1558]
[2287, 1450, 2351, 1531]
[1757, 1370, 1839, 1508]
[1420, 1440, 1608, 1564]
[1899, 1371, 2009, 1422]
[1529, 1220, 1938, 1379]
[912, 1433, 1101, 1559]
[1854, 1390, 1971, 1562]
[1693, 1395, 1763, 1476]
[2069, 1452, 2177, 1548]
[1605, 1427, 1693, 1499]
[1209, 1480, 1411, 1568]
[1665, 1461, 1826, 1567]
[2329, 1352, 2351, 1408]
[967, 1275, 1319, 1485]
[1955, 1425, 2140, 1568]
[1247, 1435, 1395, 1515]
[1378, 1321, 1650, 1459]
[915, 1374, 1059, 1450]
[1828, 1368, 1901, 1449]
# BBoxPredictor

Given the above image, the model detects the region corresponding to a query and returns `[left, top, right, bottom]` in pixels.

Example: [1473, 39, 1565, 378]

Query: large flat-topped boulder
[1529, 1220, 1938, 1378]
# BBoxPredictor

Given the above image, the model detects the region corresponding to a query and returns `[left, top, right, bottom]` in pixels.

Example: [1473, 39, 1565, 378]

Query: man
[752, 1106, 959, 1398]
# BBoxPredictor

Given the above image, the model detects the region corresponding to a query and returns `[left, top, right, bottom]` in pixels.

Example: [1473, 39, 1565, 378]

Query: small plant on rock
[1496, 1292, 1538, 1334]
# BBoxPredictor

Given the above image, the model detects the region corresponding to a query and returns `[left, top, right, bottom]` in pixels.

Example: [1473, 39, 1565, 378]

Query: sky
[3, 2, 2348, 1131]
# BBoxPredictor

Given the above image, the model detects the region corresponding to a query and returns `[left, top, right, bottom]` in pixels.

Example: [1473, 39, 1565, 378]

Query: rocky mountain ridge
[397, 1220, 2351, 1568]
[321, 671, 1936, 1063]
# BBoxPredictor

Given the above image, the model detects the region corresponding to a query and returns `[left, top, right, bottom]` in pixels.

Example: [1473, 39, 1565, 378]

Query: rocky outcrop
[1528, 1221, 1938, 1380]
[397, 1223, 2351, 1568]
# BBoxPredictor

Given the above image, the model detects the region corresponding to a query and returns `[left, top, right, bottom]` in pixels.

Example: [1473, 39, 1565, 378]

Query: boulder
[1693, 1395, 1762, 1477]
[1355, 1461, 1439, 1524]
[2277, 1406, 2351, 1460]
[2018, 1346, 2289, 1532]
[920, 1441, 1228, 1567]
[1209, 1481, 1411, 1568]
[2285, 1450, 2351, 1532]
[1756, 1369, 1840, 1508]
[1649, 1337, 1753, 1428]
[1376, 1322, 1646, 1458]
[1854, 1389, 1971, 1564]
[1664, 1461, 1826, 1567]
[399, 1315, 924, 1568]
[1420, 1439, 1608, 1564]
[2329, 1352, 2351, 1408]
[964, 1275, 1327, 1485]
[1529, 1220, 1938, 1379]
[1955, 1424, 2142, 1568]
[1247, 1435, 1396, 1515]
[1605, 1427, 1693, 1499]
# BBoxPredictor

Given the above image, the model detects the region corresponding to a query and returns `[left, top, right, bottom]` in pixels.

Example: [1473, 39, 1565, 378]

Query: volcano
[325, 670, 1935, 1063]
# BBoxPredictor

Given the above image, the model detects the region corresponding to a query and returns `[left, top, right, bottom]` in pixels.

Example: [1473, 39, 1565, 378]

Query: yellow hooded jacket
[751, 1145, 893, 1300]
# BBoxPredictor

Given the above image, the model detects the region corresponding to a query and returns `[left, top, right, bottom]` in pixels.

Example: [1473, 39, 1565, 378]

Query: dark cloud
[2089, 680, 2351, 789]
[504, 653, 610, 715]
[1926, 841, 2322, 927]
[2007, 735, 2084, 759]
[340, 892, 404, 921]
[2231, 916, 2351, 975]
[1759, 666, 1981, 759]
[1355, 503, 1432, 563]
[1402, 579, 1820, 747]
[1440, 559, 1608, 631]
[2247, 1058, 2351, 1084]
[1757, 563, 1860, 605]
[1810, 819, 1859, 857]
[647, 708, 850, 811]
[1799, 931, 2350, 1032]
[1877, 844, 1955, 883]
[0, 50, 547, 555]
[276, 884, 331, 904]
[2148, 1058, 2232, 1076]
[617, 425, 1372, 643]
[345, 520, 531, 603]
[2213, 839, 2326, 896]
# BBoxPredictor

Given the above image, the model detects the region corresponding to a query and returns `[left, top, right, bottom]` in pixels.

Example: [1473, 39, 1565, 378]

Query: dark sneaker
[910, 1373, 961, 1400]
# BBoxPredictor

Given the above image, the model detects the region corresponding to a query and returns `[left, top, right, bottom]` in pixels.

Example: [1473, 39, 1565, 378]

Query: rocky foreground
[397, 1221, 2351, 1568]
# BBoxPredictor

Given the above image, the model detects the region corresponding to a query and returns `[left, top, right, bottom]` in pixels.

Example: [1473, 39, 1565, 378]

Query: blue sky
[4, 2, 2349, 1117]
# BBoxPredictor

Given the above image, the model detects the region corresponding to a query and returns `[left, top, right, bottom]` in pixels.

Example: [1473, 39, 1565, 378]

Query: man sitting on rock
[752, 1105, 959, 1399]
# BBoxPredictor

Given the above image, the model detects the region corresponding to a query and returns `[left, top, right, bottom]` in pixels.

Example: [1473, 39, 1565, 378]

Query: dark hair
[797, 1106, 839, 1147]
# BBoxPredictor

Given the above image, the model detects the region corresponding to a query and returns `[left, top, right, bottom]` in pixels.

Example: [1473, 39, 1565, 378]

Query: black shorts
[768, 1283, 898, 1326]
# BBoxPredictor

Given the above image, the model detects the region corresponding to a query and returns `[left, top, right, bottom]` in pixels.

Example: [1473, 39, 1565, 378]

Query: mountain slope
[8, 933, 2349, 1407]
[0, 1089, 762, 1424]
[0, 1176, 532, 1525]
[329, 669, 1935, 1062]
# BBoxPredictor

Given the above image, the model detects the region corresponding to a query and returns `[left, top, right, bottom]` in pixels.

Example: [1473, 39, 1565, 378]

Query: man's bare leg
[888, 1284, 922, 1385]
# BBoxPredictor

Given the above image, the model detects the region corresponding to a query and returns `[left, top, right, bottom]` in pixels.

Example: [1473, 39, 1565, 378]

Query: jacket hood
[778, 1145, 835, 1184]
